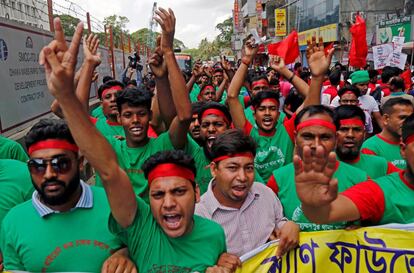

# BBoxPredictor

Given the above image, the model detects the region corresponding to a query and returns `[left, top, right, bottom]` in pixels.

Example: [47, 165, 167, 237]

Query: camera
[128, 52, 143, 71]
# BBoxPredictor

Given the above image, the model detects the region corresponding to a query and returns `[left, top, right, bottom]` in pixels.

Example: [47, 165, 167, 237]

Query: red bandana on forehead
[296, 119, 336, 132]
[28, 139, 79, 155]
[260, 98, 278, 105]
[101, 86, 123, 98]
[201, 109, 230, 125]
[212, 152, 254, 163]
[339, 118, 365, 128]
[147, 163, 195, 186]
[252, 81, 269, 89]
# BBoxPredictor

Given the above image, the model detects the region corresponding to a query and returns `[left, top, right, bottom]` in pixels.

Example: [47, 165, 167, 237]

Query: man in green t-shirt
[294, 113, 414, 226]
[0, 119, 133, 272]
[0, 136, 28, 162]
[227, 35, 334, 181]
[40, 10, 229, 272]
[362, 97, 414, 168]
[334, 105, 400, 178]
[267, 105, 368, 231]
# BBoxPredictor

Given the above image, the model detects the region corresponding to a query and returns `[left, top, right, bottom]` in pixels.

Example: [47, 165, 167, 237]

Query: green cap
[350, 70, 369, 85]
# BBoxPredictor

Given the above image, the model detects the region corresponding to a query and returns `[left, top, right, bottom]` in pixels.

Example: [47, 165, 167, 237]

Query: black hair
[390, 76, 405, 91]
[251, 90, 280, 108]
[142, 150, 196, 187]
[294, 62, 302, 70]
[98, 80, 125, 100]
[294, 105, 334, 127]
[198, 102, 232, 125]
[102, 76, 114, 84]
[337, 86, 361, 98]
[213, 68, 224, 74]
[382, 97, 414, 115]
[127, 79, 138, 87]
[402, 113, 414, 143]
[250, 74, 269, 85]
[191, 101, 207, 115]
[333, 105, 366, 130]
[299, 71, 311, 81]
[116, 87, 153, 113]
[25, 119, 75, 150]
[368, 69, 379, 79]
[329, 68, 341, 86]
[208, 129, 257, 162]
[381, 66, 399, 83]
[269, 77, 279, 86]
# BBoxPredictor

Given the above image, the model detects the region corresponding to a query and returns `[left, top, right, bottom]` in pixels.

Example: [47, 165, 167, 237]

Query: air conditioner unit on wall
[350, 12, 365, 23]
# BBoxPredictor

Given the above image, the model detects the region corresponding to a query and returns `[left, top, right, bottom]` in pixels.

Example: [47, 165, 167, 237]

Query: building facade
[0, 0, 50, 31]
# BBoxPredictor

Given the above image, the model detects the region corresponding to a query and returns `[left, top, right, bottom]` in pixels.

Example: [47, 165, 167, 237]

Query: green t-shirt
[91, 105, 105, 119]
[243, 117, 294, 181]
[94, 117, 125, 139]
[346, 153, 392, 179]
[184, 137, 264, 195]
[362, 134, 406, 169]
[377, 172, 414, 224]
[96, 132, 175, 202]
[0, 187, 123, 272]
[0, 160, 33, 233]
[270, 162, 367, 231]
[0, 136, 28, 162]
[189, 84, 201, 102]
[109, 197, 226, 273]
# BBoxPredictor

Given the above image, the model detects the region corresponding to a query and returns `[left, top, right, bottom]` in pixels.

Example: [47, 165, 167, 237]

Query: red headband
[260, 98, 279, 105]
[404, 135, 414, 145]
[200, 85, 215, 93]
[296, 119, 336, 132]
[101, 86, 123, 98]
[147, 163, 195, 185]
[212, 152, 254, 163]
[201, 109, 230, 125]
[252, 81, 269, 89]
[28, 139, 79, 155]
[339, 118, 365, 128]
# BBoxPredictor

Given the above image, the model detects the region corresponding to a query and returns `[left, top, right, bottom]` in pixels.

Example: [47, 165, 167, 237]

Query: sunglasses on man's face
[27, 157, 73, 175]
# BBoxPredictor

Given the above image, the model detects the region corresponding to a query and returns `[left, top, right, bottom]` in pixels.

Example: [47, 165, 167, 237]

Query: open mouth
[130, 126, 143, 136]
[206, 136, 216, 148]
[231, 184, 247, 197]
[262, 117, 274, 127]
[163, 214, 183, 230]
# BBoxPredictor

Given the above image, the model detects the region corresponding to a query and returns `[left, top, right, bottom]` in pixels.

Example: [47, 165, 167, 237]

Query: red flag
[267, 31, 299, 64]
[324, 42, 334, 56]
[349, 15, 367, 68]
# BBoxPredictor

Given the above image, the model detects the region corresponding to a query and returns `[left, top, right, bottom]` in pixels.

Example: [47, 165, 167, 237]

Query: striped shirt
[32, 180, 93, 217]
[195, 180, 287, 257]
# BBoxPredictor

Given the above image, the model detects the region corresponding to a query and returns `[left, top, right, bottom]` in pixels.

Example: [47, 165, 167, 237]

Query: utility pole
[147, 2, 157, 50]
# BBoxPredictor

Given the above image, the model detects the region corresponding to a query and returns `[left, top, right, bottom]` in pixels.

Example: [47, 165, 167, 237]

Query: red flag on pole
[267, 31, 299, 65]
[349, 14, 368, 68]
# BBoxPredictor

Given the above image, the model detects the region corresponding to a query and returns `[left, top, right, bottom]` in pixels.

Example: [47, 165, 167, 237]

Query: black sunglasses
[27, 157, 73, 175]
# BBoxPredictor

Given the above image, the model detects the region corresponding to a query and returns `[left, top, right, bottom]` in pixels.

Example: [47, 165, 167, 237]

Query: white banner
[390, 51, 408, 70]
[372, 43, 393, 69]
[392, 36, 405, 53]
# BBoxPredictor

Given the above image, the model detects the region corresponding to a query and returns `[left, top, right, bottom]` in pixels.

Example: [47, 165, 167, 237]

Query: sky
[64, 0, 233, 48]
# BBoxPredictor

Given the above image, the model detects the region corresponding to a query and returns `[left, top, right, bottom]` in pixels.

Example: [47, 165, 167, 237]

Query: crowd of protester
[0, 7, 414, 273]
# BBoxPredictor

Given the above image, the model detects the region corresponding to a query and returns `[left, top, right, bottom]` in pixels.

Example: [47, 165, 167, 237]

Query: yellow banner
[236, 227, 414, 273]
[275, 9, 286, 37]
[298, 23, 338, 46]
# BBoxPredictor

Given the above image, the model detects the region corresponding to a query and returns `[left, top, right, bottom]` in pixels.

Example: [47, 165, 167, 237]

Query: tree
[130, 28, 186, 51]
[103, 15, 130, 48]
[215, 17, 233, 49]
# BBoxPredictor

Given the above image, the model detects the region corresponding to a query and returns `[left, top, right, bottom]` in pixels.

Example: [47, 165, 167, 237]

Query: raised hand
[294, 145, 339, 208]
[149, 36, 167, 78]
[306, 36, 334, 78]
[83, 33, 101, 67]
[153, 8, 176, 54]
[41, 17, 83, 98]
[221, 56, 232, 71]
[269, 55, 286, 74]
[192, 61, 203, 77]
[242, 36, 259, 64]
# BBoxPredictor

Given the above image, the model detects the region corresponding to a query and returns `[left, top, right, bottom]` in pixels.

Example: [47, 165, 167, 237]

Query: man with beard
[196, 129, 299, 265]
[334, 105, 400, 178]
[227, 36, 333, 181]
[267, 105, 368, 231]
[362, 97, 414, 169]
[294, 113, 414, 226]
[0, 119, 135, 272]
